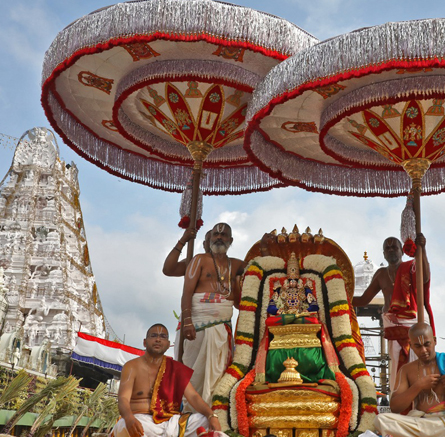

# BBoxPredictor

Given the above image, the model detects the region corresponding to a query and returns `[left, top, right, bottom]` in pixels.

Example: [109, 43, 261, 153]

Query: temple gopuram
[0, 127, 108, 378]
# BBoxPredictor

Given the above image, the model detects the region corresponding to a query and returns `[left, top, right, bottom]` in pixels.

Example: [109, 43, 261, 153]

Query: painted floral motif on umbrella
[245, 19, 445, 197]
[41, 0, 318, 195]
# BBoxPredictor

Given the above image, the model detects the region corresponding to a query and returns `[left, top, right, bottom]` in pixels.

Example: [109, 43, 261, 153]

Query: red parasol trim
[42, 32, 290, 95]
[45, 84, 248, 168]
[257, 126, 407, 172]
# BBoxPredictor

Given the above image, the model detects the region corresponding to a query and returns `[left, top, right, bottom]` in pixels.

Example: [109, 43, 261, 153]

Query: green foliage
[66, 382, 108, 437]
[96, 397, 119, 433]
[34, 400, 74, 437]
[0, 368, 118, 435]
[0, 370, 33, 408]
[28, 376, 79, 437]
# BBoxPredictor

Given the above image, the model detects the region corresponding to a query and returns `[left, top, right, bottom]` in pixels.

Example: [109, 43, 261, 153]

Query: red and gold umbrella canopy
[246, 18, 445, 322]
[245, 19, 445, 196]
[41, 0, 318, 196]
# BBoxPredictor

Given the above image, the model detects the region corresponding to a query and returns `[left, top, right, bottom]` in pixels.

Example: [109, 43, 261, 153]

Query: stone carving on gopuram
[0, 127, 106, 375]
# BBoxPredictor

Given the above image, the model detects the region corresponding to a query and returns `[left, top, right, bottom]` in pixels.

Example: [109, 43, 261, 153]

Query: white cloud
[0, 1, 62, 69]
[282, 0, 362, 40]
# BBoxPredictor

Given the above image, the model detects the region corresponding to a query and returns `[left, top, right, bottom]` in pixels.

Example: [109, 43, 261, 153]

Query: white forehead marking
[417, 335, 425, 345]
[216, 224, 225, 233]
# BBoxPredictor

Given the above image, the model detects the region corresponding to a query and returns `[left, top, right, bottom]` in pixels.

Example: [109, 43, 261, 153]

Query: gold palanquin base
[251, 429, 336, 437]
[247, 388, 339, 437]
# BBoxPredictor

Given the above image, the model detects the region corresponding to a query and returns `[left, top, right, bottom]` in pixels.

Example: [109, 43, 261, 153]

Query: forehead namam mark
[215, 224, 226, 233]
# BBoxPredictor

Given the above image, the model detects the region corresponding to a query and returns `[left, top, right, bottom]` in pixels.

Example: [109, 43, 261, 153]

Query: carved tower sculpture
[0, 127, 106, 372]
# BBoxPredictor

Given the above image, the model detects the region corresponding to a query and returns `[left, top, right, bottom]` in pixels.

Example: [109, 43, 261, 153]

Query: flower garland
[346, 375, 359, 431]
[235, 369, 256, 437]
[229, 378, 242, 431]
[335, 372, 353, 437]
[213, 254, 377, 435]
[212, 261, 260, 429]
[298, 269, 361, 432]
[212, 257, 284, 431]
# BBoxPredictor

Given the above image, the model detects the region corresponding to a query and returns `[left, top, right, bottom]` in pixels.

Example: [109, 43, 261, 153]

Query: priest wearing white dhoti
[180, 223, 247, 411]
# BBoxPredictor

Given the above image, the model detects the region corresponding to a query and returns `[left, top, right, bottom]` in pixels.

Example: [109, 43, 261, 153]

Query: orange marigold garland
[235, 368, 256, 437]
[335, 371, 353, 437]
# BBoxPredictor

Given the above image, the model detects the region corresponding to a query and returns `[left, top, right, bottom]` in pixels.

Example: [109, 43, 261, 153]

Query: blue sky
[1, 0, 445, 349]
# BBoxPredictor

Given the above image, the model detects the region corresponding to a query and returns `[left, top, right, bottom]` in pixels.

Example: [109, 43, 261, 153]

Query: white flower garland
[229, 378, 243, 430]
[346, 376, 359, 430]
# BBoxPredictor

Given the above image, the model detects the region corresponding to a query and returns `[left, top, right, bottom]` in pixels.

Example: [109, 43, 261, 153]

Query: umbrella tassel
[179, 173, 203, 230]
[400, 193, 417, 257]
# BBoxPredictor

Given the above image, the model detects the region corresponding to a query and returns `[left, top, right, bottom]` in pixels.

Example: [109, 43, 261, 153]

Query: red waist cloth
[386, 260, 435, 374]
[150, 356, 193, 424]
[388, 260, 435, 334]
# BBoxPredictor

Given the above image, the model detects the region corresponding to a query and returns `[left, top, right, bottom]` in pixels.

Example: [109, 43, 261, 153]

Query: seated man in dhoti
[111, 323, 223, 437]
[375, 322, 445, 437]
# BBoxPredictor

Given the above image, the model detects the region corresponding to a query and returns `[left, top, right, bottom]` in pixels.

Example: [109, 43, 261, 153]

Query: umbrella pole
[412, 182, 424, 324]
[186, 162, 202, 262]
[185, 141, 213, 263]
[402, 158, 430, 325]
[177, 142, 213, 364]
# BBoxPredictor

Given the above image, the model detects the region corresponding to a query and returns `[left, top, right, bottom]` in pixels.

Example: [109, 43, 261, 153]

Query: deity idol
[264, 252, 332, 385]
[267, 252, 319, 317]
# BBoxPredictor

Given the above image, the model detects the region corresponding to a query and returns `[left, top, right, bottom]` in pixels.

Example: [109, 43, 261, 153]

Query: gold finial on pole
[187, 141, 214, 165]
[401, 158, 431, 190]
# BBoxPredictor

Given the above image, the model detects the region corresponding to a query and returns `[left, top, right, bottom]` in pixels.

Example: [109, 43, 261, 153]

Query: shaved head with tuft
[409, 322, 434, 340]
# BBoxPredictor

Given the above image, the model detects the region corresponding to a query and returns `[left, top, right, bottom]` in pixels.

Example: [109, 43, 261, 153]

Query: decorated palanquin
[212, 227, 377, 437]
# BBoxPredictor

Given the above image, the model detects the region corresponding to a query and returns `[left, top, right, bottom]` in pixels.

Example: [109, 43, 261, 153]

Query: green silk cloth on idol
[266, 347, 335, 383]
[265, 315, 335, 383]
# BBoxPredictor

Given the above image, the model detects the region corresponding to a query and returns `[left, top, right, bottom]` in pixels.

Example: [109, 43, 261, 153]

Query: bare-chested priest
[352, 234, 434, 390]
[112, 323, 223, 437]
[180, 222, 246, 411]
[375, 322, 445, 437]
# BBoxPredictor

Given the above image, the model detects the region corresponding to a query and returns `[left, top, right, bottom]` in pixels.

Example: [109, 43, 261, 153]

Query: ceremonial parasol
[245, 19, 445, 323]
[41, 0, 318, 260]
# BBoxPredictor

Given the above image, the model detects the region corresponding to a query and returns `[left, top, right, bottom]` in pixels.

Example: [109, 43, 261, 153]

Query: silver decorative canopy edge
[247, 18, 445, 122]
[42, 0, 318, 85]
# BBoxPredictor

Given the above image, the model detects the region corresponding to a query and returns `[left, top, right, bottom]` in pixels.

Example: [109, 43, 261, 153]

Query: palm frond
[34, 401, 75, 437]
[2, 376, 79, 434]
[80, 394, 117, 437]
[29, 376, 79, 435]
[0, 370, 33, 407]
[96, 398, 119, 433]
[66, 382, 107, 437]
[88, 383, 108, 407]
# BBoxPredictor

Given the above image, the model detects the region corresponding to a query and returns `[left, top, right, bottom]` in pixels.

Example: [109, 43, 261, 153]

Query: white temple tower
[0, 127, 106, 373]
[354, 252, 380, 299]
[353, 252, 389, 394]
